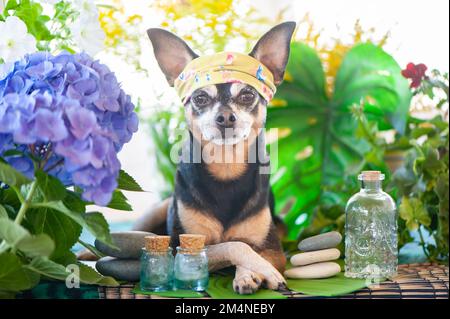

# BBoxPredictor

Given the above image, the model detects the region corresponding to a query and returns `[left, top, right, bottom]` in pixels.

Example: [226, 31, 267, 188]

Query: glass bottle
[140, 236, 174, 292]
[345, 171, 398, 279]
[174, 234, 209, 291]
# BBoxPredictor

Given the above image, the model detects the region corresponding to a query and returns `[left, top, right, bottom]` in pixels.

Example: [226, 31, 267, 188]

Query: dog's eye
[193, 94, 211, 107]
[238, 91, 255, 105]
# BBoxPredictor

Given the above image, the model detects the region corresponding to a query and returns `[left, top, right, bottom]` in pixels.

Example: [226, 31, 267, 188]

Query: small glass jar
[345, 171, 398, 279]
[174, 247, 209, 291]
[140, 247, 174, 292]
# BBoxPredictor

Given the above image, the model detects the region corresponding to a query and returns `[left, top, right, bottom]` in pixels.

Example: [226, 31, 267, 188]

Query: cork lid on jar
[144, 235, 171, 252]
[179, 234, 206, 252]
[359, 170, 385, 181]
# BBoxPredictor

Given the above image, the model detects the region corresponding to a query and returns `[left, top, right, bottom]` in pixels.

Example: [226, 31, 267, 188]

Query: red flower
[401, 63, 428, 88]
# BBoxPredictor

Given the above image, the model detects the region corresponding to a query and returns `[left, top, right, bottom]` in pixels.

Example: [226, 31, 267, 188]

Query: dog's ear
[147, 28, 199, 86]
[250, 22, 296, 86]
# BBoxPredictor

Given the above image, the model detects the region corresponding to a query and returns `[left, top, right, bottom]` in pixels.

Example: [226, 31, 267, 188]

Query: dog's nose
[215, 111, 237, 128]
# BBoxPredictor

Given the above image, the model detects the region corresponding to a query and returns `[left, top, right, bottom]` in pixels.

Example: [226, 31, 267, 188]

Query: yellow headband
[174, 52, 276, 104]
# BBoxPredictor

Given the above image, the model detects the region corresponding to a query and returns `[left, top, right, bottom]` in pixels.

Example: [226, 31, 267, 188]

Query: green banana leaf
[267, 42, 412, 239]
[206, 274, 287, 299]
[133, 283, 204, 298]
[286, 272, 368, 297]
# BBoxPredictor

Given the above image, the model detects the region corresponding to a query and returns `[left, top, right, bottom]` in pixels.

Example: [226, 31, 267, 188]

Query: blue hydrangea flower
[0, 52, 138, 205]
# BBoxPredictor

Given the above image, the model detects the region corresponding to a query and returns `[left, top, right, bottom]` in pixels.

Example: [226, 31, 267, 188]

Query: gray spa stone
[298, 231, 342, 252]
[96, 257, 141, 282]
[95, 231, 155, 259]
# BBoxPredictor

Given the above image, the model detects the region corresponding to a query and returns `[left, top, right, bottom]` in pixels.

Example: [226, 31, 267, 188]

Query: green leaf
[1, 149, 26, 157]
[24, 255, 119, 286]
[0, 218, 29, 247]
[0, 205, 8, 219]
[286, 272, 368, 297]
[0, 162, 32, 187]
[133, 283, 204, 298]
[63, 190, 87, 213]
[435, 172, 449, 216]
[399, 197, 432, 231]
[0, 253, 40, 291]
[12, 0, 54, 41]
[77, 239, 105, 259]
[421, 147, 445, 177]
[35, 169, 67, 202]
[26, 207, 82, 260]
[60, 252, 119, 286]
[25, 256, 70, 281]
[334, 43, 412, 133]
[83, 212, 114, 246]
[0, 218, 54, 257]
[0, 187, 21, 210]
[107, 190, 132, 211]
[0, 290, 16, 299]
[390, 165, 417, 197]
[76, 263, 119, 286]
[5, 0, 19, 11]
[32, 201, 114, 248]
[206, 274, 286, 299]
[267, 42, 412, 239]
[117, 170, 143, 191]
[54, 0, 75, 24]
[16, 234, 55, 258]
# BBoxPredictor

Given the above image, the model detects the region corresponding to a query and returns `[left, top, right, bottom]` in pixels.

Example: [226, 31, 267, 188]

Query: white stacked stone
[284, 231, 343, 279]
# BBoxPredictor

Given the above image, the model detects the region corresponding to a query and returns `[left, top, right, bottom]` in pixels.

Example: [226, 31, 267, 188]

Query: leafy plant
[1, 46, 141, 299]
[299, 66, 449, 263]
[0, 160, 144, 297]
[267, 42, 411, 239]
[389, 69, 449, 262]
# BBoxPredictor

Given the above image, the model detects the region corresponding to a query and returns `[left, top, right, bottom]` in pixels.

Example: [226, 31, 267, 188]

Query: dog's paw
[233, 267, 263, 295]
[258, 267, 286, 291]
[243, 257, 286, 290]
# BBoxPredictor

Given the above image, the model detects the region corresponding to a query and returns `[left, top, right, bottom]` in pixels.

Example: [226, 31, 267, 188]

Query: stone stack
[284, 231, 342, 279]
[95, 231, 155, 282]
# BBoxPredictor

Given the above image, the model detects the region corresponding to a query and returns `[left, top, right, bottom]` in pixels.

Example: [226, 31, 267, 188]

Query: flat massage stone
[96, 256, 140, 282]
[290, 248, 340, 266]
[95, 231, 155, 259]
[284, 262, 341, 279]
[298, 231, 342, 252]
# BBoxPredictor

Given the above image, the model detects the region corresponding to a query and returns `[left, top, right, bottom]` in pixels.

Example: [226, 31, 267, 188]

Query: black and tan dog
[133, 22, 297, 295]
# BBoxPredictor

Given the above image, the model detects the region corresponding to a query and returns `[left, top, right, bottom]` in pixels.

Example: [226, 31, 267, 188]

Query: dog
[132, 22, 297, 295]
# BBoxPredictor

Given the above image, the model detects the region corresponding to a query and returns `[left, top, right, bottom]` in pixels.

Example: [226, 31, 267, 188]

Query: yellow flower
[153, 0, 277, 53]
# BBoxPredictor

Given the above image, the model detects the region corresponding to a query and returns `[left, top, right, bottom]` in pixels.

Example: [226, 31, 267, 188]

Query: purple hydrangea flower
[0, 52, 138, 205]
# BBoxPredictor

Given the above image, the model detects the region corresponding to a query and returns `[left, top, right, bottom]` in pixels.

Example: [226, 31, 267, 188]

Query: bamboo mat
[98, 263, 448, 299]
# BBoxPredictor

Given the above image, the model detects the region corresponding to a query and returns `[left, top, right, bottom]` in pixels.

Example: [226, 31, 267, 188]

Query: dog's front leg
[207, 241, 286, 293]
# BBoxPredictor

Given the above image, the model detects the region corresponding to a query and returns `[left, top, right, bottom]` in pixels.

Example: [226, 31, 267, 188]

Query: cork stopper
[144, 235, 171, 252]
[359, 171, 385, 181]
[179, 234, 206, 252]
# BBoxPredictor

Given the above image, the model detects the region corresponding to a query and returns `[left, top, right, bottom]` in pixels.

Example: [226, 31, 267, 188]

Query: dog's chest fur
[168, 135, 275, 249]
[177, 201, 272, 247]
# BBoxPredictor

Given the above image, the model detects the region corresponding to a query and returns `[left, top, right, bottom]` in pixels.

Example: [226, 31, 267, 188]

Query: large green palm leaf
[267, 42, 411, 239]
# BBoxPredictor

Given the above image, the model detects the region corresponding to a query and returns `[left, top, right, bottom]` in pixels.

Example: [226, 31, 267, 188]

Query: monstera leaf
[267, 42, 411, 239]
